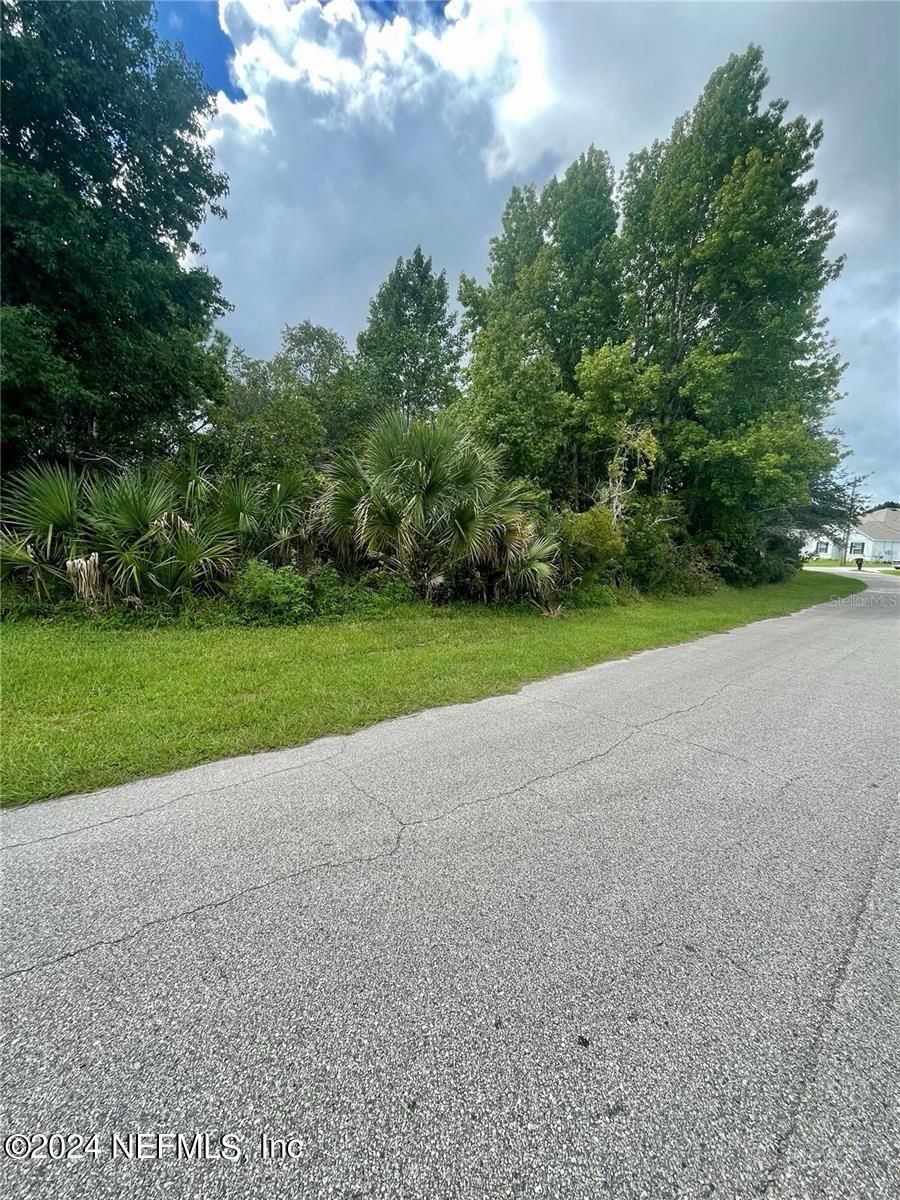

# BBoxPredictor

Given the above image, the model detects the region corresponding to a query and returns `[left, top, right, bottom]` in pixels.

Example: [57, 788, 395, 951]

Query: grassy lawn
[804, 559, 887, 569]
[1, 572, 864, 806]
[804, 558, 863, 568]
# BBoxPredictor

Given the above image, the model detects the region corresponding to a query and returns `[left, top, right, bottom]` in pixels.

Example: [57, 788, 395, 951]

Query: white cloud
[209, 90, 271, 140]
[214, 0, 556, 176]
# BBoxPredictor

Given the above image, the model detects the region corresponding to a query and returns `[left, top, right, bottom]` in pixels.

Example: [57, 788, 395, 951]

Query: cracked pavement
[2, 572, 898, 1199]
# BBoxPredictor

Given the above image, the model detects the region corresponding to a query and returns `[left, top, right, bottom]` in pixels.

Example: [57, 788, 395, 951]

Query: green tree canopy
[278, 321, 380, 450]
[460, 46, 846, 582]
[458, 149, 620, 500]
[199, 319, 387, 486]
[617, 45, 844, 578]
[460, 150, 619, 391]
[357, 246, 462, 419]
[200, 340, 324, 494]
[1, 0, 229, 467]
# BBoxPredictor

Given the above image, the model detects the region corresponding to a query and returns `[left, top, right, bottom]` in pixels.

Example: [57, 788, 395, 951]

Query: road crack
[1, 827, 402, 983]
[1, 742, 350, 852]
[1, 730, 637, 983]
[756, 799, 899, 1195]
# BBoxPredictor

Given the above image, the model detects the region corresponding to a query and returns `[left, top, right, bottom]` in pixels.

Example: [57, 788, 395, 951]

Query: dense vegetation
[0, 0, 228, 468]
[1, 2, 858, 620]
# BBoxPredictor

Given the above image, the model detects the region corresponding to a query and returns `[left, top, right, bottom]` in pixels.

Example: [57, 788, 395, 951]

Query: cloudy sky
[160, 0, 899, 500]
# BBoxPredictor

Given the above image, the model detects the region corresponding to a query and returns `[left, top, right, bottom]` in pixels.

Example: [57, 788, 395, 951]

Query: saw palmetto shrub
[318, 411, 559, 602]
[0, 460, 309, 612]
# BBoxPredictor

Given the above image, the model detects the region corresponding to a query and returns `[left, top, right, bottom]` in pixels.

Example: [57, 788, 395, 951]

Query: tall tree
[1, 0, 229, 467]
[458, 152, 620, 500]
[461, 156, 619, 395]
[278, 321, 378, 450]
[542, 147, 620, 387]
[618, 45, 845, 580]
[461, 302, 569, 489]
[459, 47, 846, 581]
[356, 246, 462, 419]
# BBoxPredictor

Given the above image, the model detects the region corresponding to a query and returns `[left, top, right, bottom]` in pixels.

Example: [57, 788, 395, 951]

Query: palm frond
[318, 409, 557, 599]
[0, 531, 64, 596]
[504, 531, 559, 597]
[262, 472, 309, 530]
[164, 448, 214, 516]
[85, 470, 177, 541]
[218, 476, 264, 540]
[150, 519, 236, 597]
[3, 463, 83, 558]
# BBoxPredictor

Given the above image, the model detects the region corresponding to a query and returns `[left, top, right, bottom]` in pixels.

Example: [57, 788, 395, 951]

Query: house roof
[857, 508, 900, 542]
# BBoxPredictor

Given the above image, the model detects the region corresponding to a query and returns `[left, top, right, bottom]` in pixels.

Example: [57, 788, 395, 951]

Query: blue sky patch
[157, 0, 244, 100]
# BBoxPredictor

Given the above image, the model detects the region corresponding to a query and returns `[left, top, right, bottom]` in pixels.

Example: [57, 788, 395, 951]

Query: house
[803, 506, 900, 562]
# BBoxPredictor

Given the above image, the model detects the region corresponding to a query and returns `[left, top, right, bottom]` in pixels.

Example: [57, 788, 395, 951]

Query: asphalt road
[2, 571, 898, 1200]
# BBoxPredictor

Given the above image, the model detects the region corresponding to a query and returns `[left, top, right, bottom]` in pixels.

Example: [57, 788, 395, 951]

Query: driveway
[2, 572, 898, 1199]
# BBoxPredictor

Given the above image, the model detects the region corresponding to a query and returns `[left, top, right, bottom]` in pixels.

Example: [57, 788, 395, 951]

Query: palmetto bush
[1, 461, 308, 608]
[318, 411, 558, 600]
[0, 464, 81, 600]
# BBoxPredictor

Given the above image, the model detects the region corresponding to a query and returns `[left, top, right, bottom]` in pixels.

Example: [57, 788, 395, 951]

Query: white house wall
[802, 533, 900, 561]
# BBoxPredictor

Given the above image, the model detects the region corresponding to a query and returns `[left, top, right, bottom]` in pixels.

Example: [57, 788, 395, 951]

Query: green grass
[803, 558, 864, 568]
[1, 572, 865, 806]
[804, 559, 884, 569]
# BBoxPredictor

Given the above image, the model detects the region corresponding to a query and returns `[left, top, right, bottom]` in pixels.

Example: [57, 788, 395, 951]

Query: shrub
[620, 497, 716, 595]
[308, 564, 419, 619]
[717, 531, 803, 586]
[565, 582, 620, 609]
[1, 461, 313, 611]
[319, 410, 558, 601]
[307, 563, 353, 617]
[558, 503, 624, 585]
[229, 560, 314, 624]
[360, 569, 418, 606]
